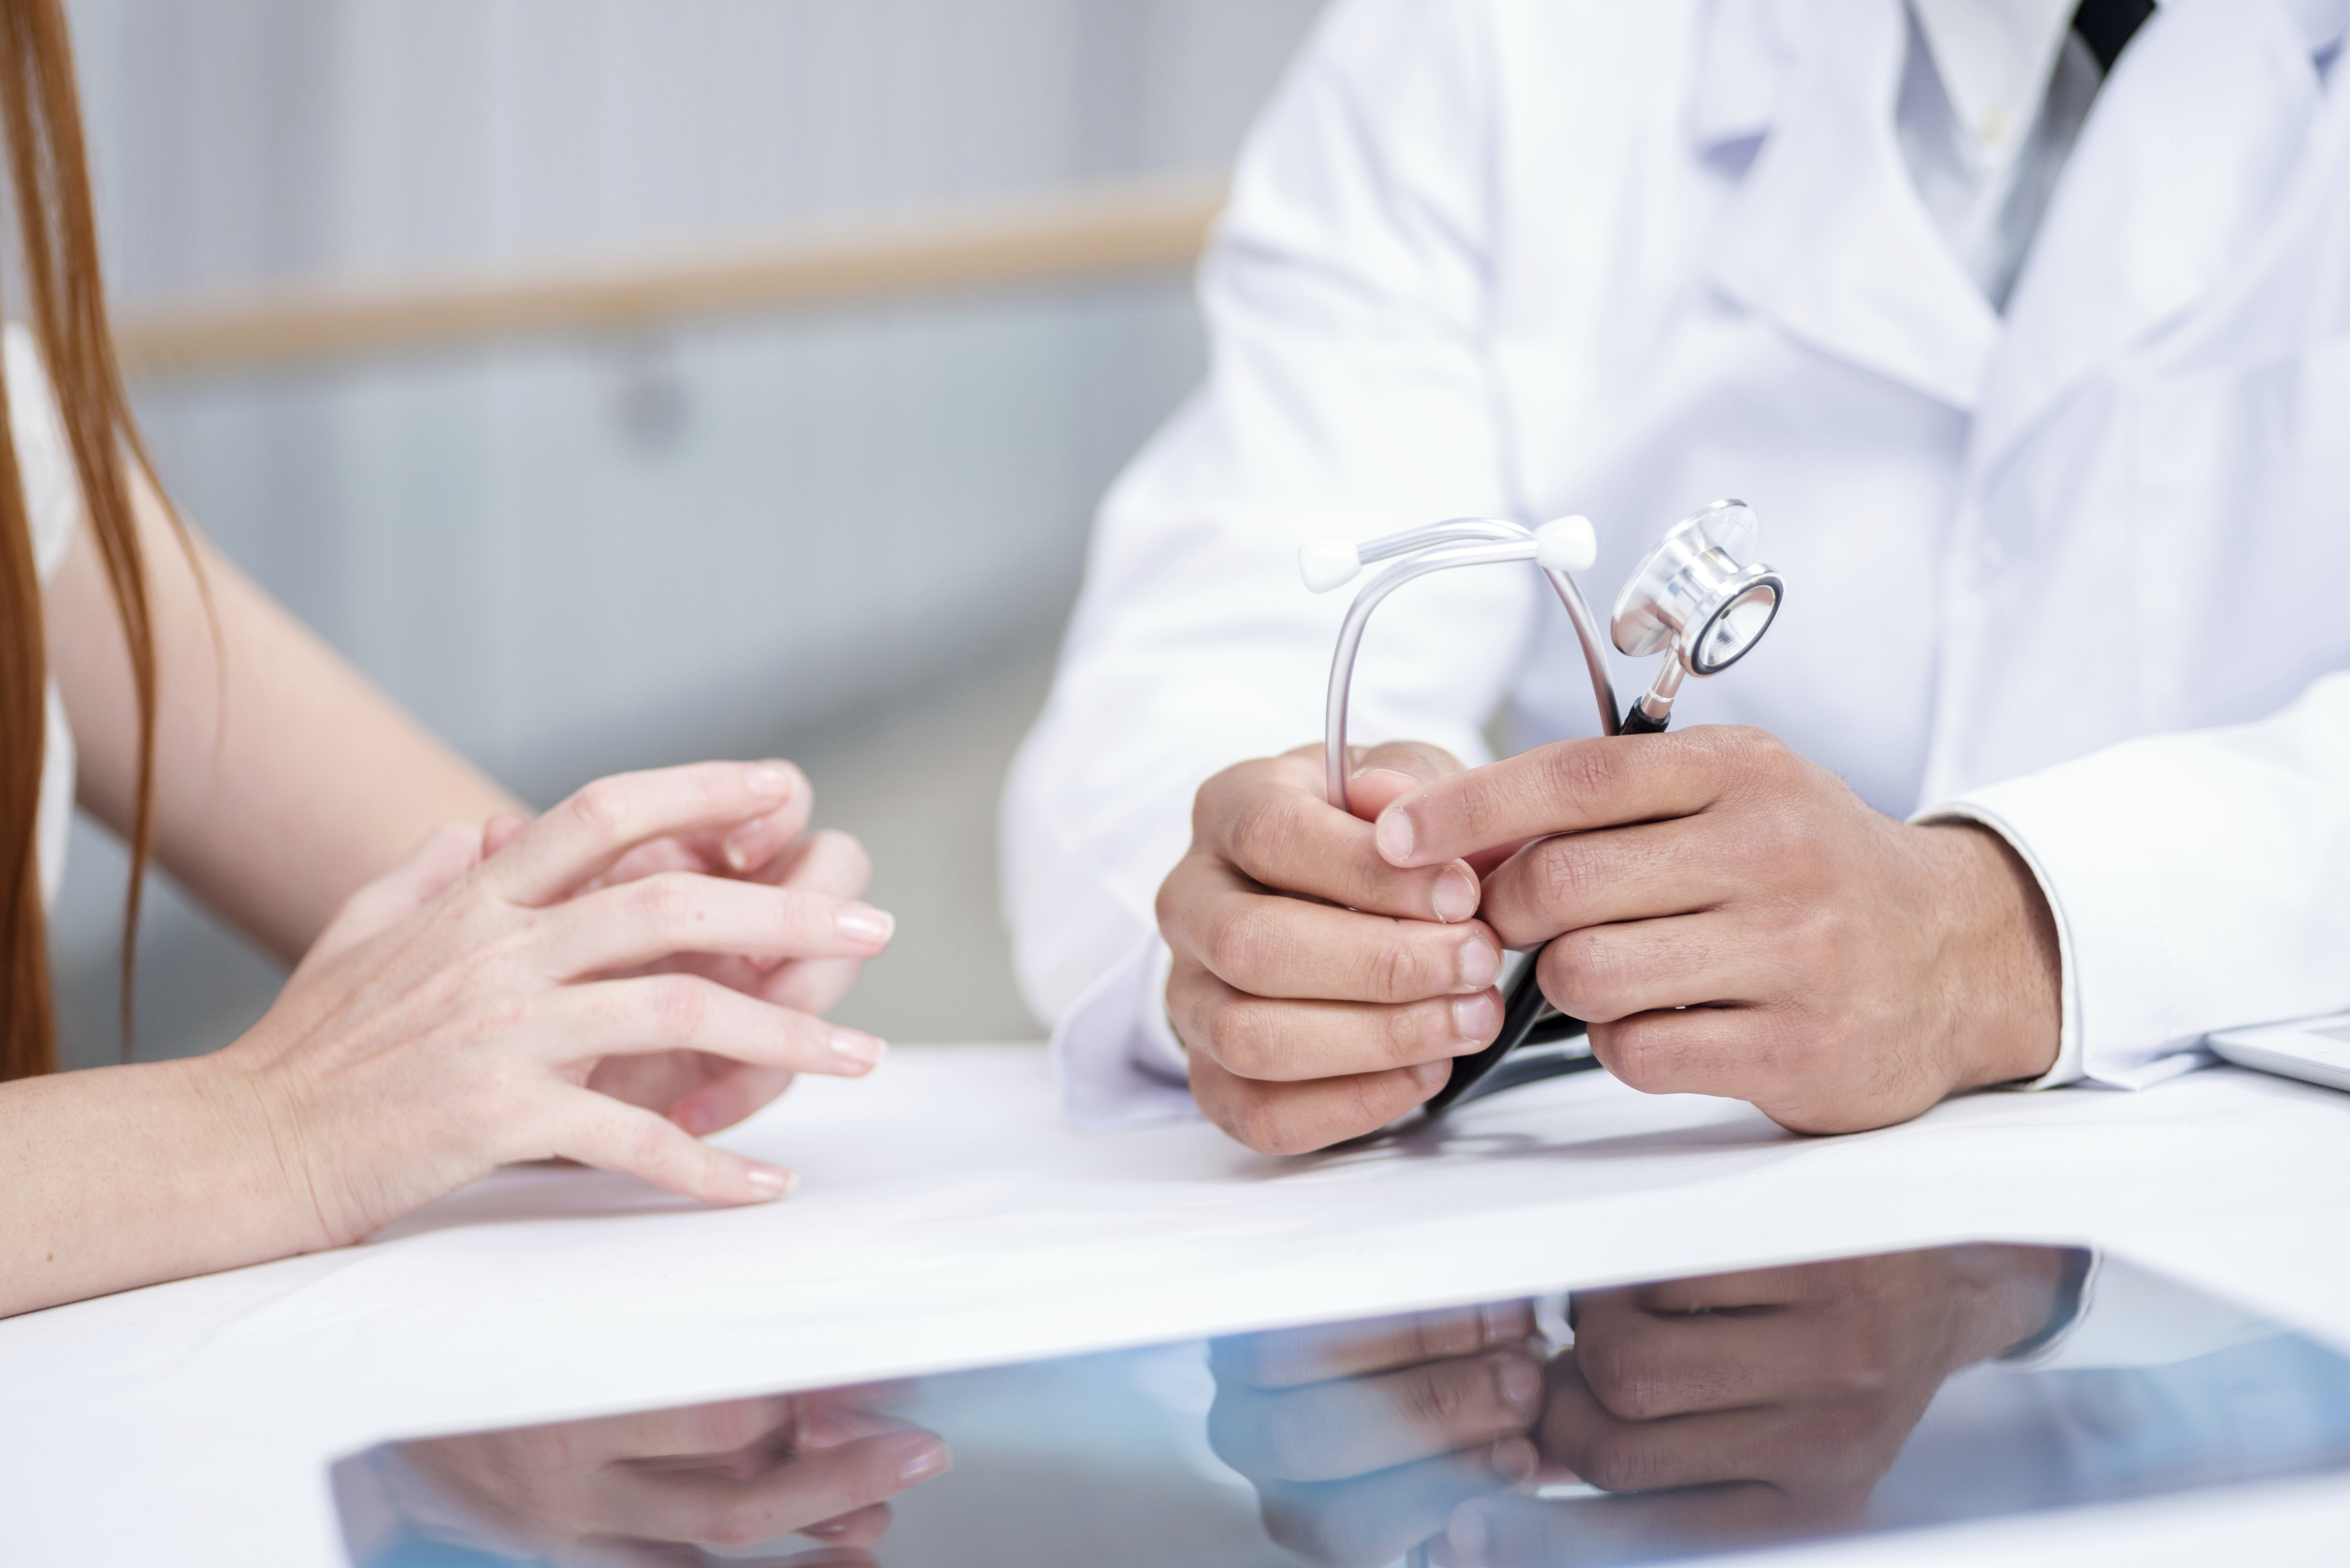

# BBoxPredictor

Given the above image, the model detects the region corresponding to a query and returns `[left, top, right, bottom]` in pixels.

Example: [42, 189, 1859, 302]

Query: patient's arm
[45, 460, 517, 962]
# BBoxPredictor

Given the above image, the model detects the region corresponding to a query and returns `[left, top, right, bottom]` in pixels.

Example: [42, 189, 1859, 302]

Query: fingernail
[888, 1431, 952, 1484]
[745, 1165, 797, 1200]
[803, 1520, 850, 1539]
[722, 817, 769, 873]
[1448, 1502, 1493, 1564]
[830, 1028, 886, 1071]
[747, 764, 796, 799]
[1410, 1060, 1450, 1094]
[673, 1101, 715, 1136]
[1452, 992, 1497, 1046]
[1375, 808, 1416, 864]
[836, 903, 896, 948]
[1497, 1354, 1542, 1415]
[1458, 936, 1500, 990]
[1432, 863, 1479, 923]
[1490, 1436, 1538, 1484]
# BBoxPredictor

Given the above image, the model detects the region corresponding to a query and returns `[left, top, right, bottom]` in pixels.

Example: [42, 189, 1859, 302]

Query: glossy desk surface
[8, 1046, 2350, 1565]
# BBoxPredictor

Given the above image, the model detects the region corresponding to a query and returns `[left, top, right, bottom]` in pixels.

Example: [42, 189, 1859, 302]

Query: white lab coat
[1003, 0, 2350, 1124]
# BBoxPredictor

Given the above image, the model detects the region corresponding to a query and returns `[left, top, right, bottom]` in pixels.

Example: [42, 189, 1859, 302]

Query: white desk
[8, 1046, 2349, 1565]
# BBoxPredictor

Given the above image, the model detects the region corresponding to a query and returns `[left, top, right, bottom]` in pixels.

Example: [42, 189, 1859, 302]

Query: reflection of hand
[1158, 742, 1507, 1154]
[1436, 1247, 2072, 1566]
[1207, 1302, 1544, 1566]
[1370, 729, 2061, 1134]
[470, 760, 889, 1138]
[394, 1388, 949, 1564]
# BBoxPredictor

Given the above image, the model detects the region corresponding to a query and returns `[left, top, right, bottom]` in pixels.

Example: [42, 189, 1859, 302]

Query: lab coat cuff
[1048, 933, 1201, 1127]
[1909, 799, 2084, 1091]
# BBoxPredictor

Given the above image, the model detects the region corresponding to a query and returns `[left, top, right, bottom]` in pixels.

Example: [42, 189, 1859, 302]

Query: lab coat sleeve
[1920, 670, 2350, 1090]
[999, 0, 1541, 1124]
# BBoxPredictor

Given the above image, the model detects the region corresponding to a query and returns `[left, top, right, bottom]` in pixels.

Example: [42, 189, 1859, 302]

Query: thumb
[1347, 741, 1467, 822]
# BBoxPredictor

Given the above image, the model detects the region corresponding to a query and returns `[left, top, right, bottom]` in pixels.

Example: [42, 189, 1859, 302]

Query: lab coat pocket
[2126, 332, 2350, 735]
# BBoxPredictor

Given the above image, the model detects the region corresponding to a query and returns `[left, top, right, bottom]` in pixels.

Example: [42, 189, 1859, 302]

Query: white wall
[49, 0, 1325, 1063]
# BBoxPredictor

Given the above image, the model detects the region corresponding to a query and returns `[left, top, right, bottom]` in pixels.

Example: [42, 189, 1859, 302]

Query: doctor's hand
[1207, 1302, 1545, 1566]
[1157, 742, 1509, 1153]
[1434, 1248, 2074, 1566]
[1370, 727, 2060, 1134]
[477, 762, 891, 1138]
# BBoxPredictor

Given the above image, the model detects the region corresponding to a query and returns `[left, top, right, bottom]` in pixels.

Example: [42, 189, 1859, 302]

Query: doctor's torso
[1477, 0, 2350, 814]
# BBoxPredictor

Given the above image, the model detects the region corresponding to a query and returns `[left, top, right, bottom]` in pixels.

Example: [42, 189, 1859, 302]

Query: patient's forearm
[0, 1054, 318, 1318]
[47, 468, 519, 964]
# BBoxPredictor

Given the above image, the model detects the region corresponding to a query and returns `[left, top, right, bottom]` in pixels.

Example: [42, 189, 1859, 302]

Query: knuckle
[705, 1499, 775, 1549]
[1367, 932, 1441, 1004]
[1209, 1000, 1283, 1079]
[1206, 905, 1287, 988]
[1534, 741, 1624, 817]
[626, 874, 697, 932]
[564, 777, 631, 841]
[1578, 1343, 1663, 1421]
[647, 976, 714, 1041]
[1398, 1364, 1475, 1436]
[1224, 793, 1301, 879]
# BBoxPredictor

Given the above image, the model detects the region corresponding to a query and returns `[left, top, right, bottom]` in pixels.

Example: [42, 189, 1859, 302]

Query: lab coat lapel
[1707, 0, 1997, 410]
[1973, 0, 2322, 468]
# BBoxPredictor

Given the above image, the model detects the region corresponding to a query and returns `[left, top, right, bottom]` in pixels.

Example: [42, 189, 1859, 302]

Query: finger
[721, 763, 818, 875]
[1344, 739, 1471, 822]
[1197, 752, 1484, 922]
[1568, 1298, 1810, 1421]
[589, 1428, 950, 1547]
[545, 1089, 797, 1205]
[1537, 1363, 1793, 1496]
[1209, 1350, 1545, 1482]
[1159, 860, 1502, 1003]
[1582, 1004, 1799, 1105]
[1530, 911, 1780, 1024]
[669, 1065, 799, 1137]
[765, 829, 872, 897]
[1171, 958, 1501, 1082]
[541, 874, 896, 976]
[1258, 1439, 1535, 1568]
[1477, 818, 1748, 949]
[1188, 1049, 1446, 1154]
[1374, 730, 1743, 870]
[559, 1397, 799, 1464]
[1213, 1301, 1537, 1389]
[482, 812, 530, 859]
[486, 762, 804, 905]
[554, 976, 885, 1078]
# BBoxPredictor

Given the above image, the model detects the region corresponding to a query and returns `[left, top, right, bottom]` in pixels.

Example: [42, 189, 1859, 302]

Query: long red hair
[1, 0, 185, 1080]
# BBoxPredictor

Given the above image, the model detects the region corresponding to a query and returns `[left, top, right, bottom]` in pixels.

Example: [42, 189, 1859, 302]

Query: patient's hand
[1157, 741, 1507, 1152]
[477, 760, 891, 1137]
[391, 1387, 946, 1564]
[1373, 727, 2060, 1135]
[1435, 1248, 2073, 1566]
[1208, 1302, 1545, 1565]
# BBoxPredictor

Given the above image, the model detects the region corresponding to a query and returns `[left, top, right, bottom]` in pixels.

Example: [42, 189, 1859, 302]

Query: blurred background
[48, 0, 1328, 1069]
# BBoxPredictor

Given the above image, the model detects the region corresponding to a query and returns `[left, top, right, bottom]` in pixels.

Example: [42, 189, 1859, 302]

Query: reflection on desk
[334, 1244, 2350, 1568]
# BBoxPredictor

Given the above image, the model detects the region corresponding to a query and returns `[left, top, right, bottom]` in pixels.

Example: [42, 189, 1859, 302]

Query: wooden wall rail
[112, 179, 1226, 380]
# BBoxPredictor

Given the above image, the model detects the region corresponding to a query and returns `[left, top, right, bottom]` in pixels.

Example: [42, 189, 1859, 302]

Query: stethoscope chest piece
[1611, 500, 1783, 677]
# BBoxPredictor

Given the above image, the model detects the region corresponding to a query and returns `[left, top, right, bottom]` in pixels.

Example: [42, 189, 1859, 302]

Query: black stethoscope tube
[1418, 701, 1670, 1116]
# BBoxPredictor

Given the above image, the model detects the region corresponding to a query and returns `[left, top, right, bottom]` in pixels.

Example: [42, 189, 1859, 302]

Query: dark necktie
[2072, 0, 2156, 74]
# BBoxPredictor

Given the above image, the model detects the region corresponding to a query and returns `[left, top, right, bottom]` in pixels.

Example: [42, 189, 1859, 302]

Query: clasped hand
[1162, 729, 2061, 1152]
[212, 760, 896, 1253]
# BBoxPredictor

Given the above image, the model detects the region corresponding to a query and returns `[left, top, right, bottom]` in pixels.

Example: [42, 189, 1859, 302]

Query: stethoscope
[1301, 500, 1785, 1114]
